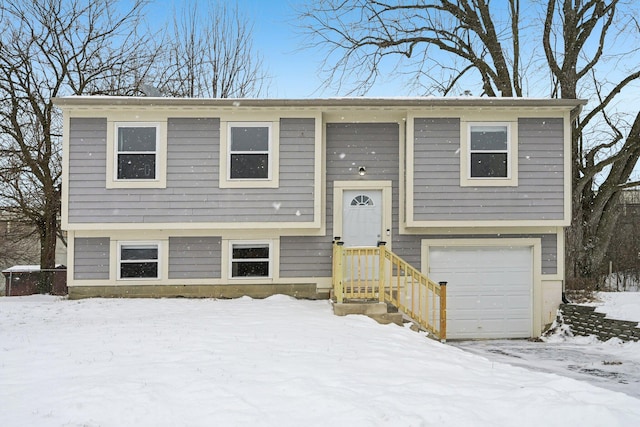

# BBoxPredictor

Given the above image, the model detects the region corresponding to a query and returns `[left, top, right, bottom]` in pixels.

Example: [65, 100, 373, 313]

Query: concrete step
[369, 312, 405, 326]
[333, 302, 407, 326]
[333, 302, 388, 316]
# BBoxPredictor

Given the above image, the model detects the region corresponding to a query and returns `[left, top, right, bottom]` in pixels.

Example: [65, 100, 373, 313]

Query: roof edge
[53, 96, 587, 109]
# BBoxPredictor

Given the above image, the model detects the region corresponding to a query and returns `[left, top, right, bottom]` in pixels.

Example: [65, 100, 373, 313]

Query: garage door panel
[457, 276, 505, 287]
[507, 295, 531, 306]
[449, 299, 507, 313]
[437, 273, 528, 285]
[477, 295, 508, 307]
[452, 294, 513, 306]
[428, 245, 533, 339]
[450, 296, 480, 309]
[507, 312, 530, 322]
[502, 321, 531, 335]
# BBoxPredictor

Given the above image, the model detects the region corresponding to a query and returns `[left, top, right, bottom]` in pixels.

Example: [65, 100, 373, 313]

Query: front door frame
[333, 180, 393, 250]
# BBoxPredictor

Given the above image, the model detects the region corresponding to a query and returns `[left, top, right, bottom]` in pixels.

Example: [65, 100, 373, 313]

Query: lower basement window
[118, 242, 160, 279]
[230, 242, 271, 278]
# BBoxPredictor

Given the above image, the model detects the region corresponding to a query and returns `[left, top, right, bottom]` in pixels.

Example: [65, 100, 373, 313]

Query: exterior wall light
[358, 166, 366, 176]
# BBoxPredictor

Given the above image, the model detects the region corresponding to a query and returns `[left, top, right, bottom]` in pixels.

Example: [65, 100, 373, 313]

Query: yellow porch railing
[332, 240, 447, 341]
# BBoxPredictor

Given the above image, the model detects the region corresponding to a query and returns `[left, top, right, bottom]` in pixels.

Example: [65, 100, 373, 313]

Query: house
[55, 96, 584, 339]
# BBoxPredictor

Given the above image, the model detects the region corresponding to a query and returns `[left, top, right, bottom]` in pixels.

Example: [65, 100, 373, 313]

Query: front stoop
[333, 302, 405, 326]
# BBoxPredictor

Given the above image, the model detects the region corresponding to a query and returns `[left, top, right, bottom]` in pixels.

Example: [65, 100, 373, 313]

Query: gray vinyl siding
[67, 117, 315, 224]
[281, 122, 401, 277]
[281, 122, 525, 278]
[541, 234, 558, 275]
[412, 117, 565, 221]
[281, 231, 557, 278]
[390, 235, 423, 270]
[74, 237, 110, 280]
[68, 118, 108, 213]
[326, 122, 401, 250]
[169, 237, 221, 279]
[70, 116, 560, 281]
[279, 236, 333, 277]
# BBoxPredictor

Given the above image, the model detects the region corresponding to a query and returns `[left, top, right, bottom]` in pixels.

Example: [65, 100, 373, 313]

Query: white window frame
[460, 121, 518, 187]
[106, 121, 167, 189]
[469, 124, 509, 178]
[220, 121, 280, 189]
[228, 240, 273, 279]
[117, 241, 161, 281]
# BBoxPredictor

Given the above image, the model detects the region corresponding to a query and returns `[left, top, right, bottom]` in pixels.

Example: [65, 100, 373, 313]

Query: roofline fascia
[52, 96, 588, 111]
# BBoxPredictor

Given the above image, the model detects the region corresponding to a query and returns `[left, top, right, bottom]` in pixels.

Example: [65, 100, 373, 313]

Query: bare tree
[153, 0, 269, 98]
[298, 0, 529, 96]
[0, 212, 40, 270]
[0, 0, 270, 291]
[298, 0, 640, 288]
[602, 190, 640, 290]
[0, 0, 156, 290]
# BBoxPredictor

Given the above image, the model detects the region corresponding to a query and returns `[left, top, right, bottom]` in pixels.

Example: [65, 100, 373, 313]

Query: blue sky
[233, 0, 322, 97]
[143, 1, 639, 102]
[241, 0, 412, 97]
[232, 0, 411, 97]
[146, 0, 406, 98]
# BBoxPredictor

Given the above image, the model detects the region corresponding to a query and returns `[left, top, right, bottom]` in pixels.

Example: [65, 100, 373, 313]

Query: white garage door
[429, 246, 533, 340]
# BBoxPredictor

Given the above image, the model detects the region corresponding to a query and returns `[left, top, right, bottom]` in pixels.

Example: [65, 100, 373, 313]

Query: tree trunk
[37, 186, 60, 293]
[566, 111, 640, 290]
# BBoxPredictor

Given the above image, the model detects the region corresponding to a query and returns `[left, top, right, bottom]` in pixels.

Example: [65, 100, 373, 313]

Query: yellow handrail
[332, 241, 447, 341]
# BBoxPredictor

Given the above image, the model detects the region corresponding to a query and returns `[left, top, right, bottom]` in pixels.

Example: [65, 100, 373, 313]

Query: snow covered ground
[588, 291, 640, 322]
[603, 273, 640, 292]
[2, 294, 640, 426]
[455, 292, 640, 399]
[454, 336, 640, 399]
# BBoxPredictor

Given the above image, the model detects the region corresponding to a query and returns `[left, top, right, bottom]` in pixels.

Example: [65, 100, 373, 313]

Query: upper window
[461, 122, 518, 187]
[469, 124, 508, 178]
[118, 242, 160, 280]
[107, 121, 167, 189]
[230, 242, 271, 278]
[229, 123, 271, 180]
[220, 121, 279, 189]
[116, 125, 159, 180]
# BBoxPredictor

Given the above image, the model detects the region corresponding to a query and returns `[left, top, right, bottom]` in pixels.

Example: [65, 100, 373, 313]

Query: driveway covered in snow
[453, 293, 640, 399]
[453, 338, 640, 399]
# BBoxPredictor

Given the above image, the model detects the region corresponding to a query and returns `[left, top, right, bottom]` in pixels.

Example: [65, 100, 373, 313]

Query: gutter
[53, 96, 588, 111]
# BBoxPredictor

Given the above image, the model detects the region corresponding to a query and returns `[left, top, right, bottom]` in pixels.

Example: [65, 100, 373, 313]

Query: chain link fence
[1, 267, 67, 296]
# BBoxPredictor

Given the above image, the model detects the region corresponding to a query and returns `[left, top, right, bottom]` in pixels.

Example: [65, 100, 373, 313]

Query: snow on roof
[2, 265, 41, 273]
[2, 265, 64, 273]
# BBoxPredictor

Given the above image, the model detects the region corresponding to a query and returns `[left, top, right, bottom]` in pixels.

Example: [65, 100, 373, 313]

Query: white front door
[342, 190, 383, 247]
